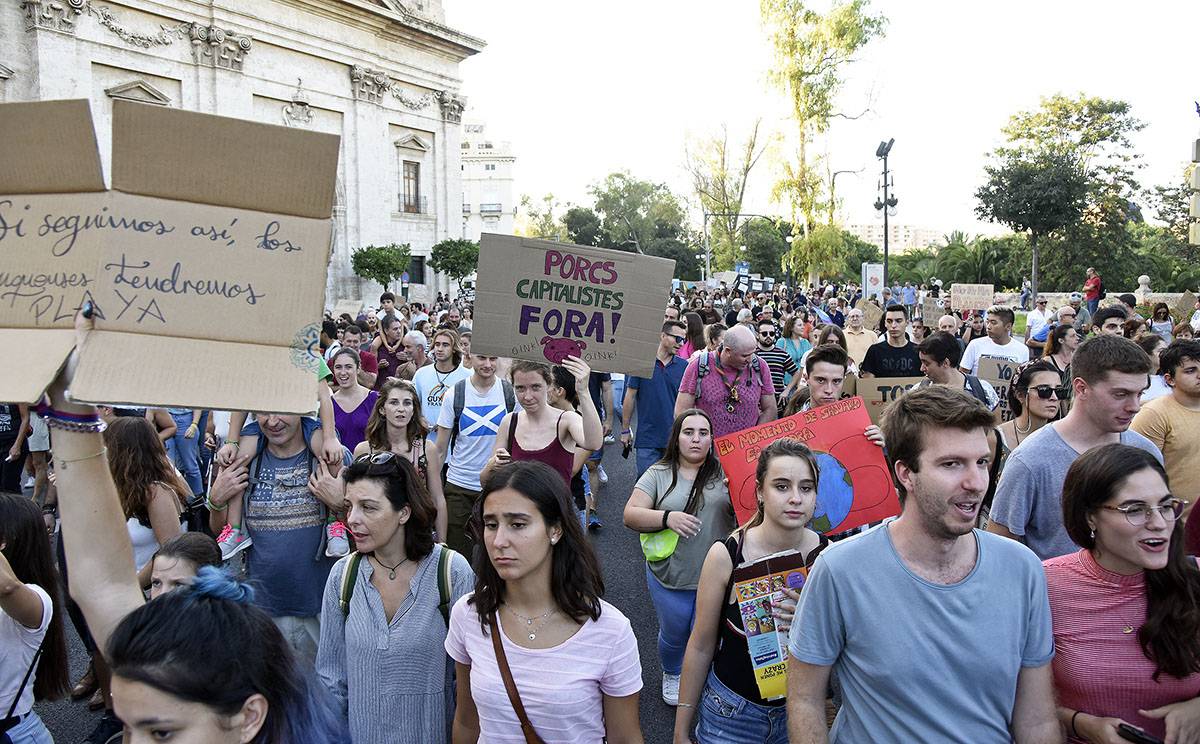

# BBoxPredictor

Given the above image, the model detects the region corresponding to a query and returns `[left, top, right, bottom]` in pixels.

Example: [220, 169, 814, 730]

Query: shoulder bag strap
[437, 545, 454, 628]
[339, 552, 362, 618]
[506, 410, 519, 453]
[5, 637, 44, 719]
[488, 614, 545, 744]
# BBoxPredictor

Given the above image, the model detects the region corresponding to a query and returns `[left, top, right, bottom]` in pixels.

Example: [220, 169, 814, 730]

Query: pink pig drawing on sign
[540, 336, 587, 365]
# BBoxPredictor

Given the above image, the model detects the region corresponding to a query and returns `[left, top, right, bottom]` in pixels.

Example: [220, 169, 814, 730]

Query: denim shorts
[695, 669, 788, 744]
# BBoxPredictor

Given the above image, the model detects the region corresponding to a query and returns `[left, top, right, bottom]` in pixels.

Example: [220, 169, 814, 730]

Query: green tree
[429, 238, 479, 292]
[975, 149, 1087, 296]
[684, 121, 768, 271]
[741, 217, 789, 278]
[519, 194, 568, 241]
[761, 0, 886, 284]
[351, 243, 412, 292]
[1146, 165, 1197, 264]
[645, 236, 700, 281]
[888, 247, 939, 286]
[837, 231, 881, 282]
[563, 206, 605, 247]
[589, 172, 687, 253]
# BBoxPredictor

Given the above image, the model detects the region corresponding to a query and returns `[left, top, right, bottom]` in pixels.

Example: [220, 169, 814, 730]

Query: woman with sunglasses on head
[355, 379, 447, 540]
[1047, 444, 1200, 744]
[997, 359, 1065, 451]
[316, 451, 473, 744]
[447, 461, 643, 743]
[1, 494, 69, 744]
[672, 439, 827, 744]
[623, 409, 734, 707]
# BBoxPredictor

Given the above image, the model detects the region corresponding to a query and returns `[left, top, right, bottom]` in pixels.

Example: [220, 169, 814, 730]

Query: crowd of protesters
[3, 272, 1200, 744]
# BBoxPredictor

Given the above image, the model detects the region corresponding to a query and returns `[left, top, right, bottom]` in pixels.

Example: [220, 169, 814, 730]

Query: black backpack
[448, 378, 517, 457]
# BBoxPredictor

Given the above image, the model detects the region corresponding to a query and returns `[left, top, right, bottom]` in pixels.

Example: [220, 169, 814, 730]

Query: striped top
[445, 594, 643, 743]
[316, 545, 475, 744]
[1045, 549, 1200, 742]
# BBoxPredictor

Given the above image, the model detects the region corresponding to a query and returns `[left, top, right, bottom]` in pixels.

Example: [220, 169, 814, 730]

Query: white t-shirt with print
[438, 377, 509, 492]
[960, 337, 1030, 375]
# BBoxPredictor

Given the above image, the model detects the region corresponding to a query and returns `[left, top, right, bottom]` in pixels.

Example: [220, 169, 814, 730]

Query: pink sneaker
[325, 520, 350, 557]
[217, 524, 252, 560]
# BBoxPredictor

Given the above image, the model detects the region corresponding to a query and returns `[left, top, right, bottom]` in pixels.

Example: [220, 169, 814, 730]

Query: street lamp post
[873, 138, 897, 288]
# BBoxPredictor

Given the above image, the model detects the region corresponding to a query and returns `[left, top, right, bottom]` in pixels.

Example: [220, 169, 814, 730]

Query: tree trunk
[1029, 233, 1039, 302]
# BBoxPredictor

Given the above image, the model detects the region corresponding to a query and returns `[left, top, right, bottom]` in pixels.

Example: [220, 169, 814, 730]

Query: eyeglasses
[1029, 384, 1069, 400]
[1100, 499, 1187, 526]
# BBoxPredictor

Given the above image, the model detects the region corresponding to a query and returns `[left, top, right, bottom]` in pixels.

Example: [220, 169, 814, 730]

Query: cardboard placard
[332, 299, 364, 320]
[921, 296, 943, 321]
[951, 283, 994, 311]
[1173, 290, 1197, 326]
[855, 376, 926, 424]
[470, 234, 675, 377]
[859, 300, 883, 335]
[0, 100, 339, 413]
[714, 397, 900, 533]
[977, 356, 1018, 423]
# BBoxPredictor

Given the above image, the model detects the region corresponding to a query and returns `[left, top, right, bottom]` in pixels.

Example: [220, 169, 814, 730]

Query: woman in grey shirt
[622, 408, 735, 706]
[317, 452, 474, 744]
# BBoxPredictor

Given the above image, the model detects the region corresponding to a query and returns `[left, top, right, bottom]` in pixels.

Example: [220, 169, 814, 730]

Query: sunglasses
[668, 334, 686, 343]
[759, 330, 778, 337]
[1028, 384, 1069, 400]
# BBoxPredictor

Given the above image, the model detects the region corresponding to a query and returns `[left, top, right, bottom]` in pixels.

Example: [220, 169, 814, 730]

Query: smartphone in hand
[1118, 723, 1164, 744]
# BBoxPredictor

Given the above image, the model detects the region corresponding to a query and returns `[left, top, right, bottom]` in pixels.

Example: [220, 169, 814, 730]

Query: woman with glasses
[356, 379, 447, 540]
[997, 360, 1064, 450]
[622, 409, 734, 707]
[447, 461, 644, 743]
[317, 450, 473, 743]
[1047, 444, 1200, 744]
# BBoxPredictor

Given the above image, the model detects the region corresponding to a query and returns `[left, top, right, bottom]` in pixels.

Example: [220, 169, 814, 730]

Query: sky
[445, 0, 1200, 237]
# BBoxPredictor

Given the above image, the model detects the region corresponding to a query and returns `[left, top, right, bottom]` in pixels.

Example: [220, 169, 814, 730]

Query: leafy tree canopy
[351, 243, 411, 290]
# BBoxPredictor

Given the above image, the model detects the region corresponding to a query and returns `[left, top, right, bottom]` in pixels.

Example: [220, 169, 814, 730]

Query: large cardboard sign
[855, 376, 926, 424]
[951, 283, 994, 311]
[1173, 290, 1197, 326]
[471, 234, 675, 377]
[921, 295, 943, 321]
[0, 100, 339, 413]
[977, 356, 1018, 423]
[859, 300, 883, 335]
[714, 397, 900, 533]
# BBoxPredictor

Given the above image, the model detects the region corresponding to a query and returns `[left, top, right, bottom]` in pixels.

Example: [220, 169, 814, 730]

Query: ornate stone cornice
[436, 90, 464, 123]
[188, 23, 252, 71]
[21, 0, 85, 33]
[348, 64, 437, 112]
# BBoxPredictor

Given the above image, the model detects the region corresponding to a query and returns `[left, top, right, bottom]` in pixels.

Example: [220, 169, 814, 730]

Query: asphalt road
[35, 438, 678, 743]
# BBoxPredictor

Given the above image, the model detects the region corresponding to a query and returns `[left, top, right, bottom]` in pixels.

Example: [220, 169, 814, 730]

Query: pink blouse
[1045, 549, 1200, 741]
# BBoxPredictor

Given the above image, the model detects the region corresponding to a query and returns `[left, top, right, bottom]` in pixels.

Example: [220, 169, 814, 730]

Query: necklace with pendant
[505, 603, 557, 641]
[373, 555, 410, 580]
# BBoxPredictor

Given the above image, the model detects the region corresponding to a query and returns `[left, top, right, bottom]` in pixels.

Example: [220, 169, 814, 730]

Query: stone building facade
[460, 120, 515, 242]
[0, 0, 483, 305]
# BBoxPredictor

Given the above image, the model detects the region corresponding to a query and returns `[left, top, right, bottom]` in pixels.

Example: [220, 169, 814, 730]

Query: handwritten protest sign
[0, 100, 339, 413]
[855, 376, 925, 424]
[714, 397, 900, 533]
[859, 300, 883, 335]
[922, 295, 943, 322]
[1173, 290, 1197, 326]
[470, 234, 675, 377]
[951, 283, 994, 311]
[977, 356, 1018, 423]
[331, 299, 364, 320]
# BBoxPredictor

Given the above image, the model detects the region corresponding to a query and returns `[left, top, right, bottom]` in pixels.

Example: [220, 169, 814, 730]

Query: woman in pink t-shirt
[445, 460, 644, 743]
[1046, 444, 1200, 744]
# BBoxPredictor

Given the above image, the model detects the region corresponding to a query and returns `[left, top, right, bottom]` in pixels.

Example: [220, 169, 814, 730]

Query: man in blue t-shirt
[620, 320, 688, 477]
[208, 413, 351, 666]
[787, 386, 1058, 743]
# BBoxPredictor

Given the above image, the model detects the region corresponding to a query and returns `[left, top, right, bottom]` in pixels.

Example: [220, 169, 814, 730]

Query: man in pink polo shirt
[673, 324, 777, 438]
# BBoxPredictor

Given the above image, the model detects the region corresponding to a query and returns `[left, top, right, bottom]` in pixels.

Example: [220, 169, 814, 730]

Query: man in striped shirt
[755, 318, 800, 406]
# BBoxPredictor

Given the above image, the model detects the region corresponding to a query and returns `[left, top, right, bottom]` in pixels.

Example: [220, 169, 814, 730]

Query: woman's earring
[1089, 528, 1095, 540]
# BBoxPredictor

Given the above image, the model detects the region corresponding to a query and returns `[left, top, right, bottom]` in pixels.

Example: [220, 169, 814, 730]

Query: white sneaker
[598, 465, 609, 484]
[662, 672, 680, 706]
[603, 433, 616, 444]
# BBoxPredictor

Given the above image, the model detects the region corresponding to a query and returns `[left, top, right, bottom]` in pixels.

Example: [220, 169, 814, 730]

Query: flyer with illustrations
[731, 549, 809, 701]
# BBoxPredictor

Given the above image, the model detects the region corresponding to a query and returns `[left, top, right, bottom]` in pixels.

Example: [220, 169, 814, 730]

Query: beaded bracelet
[44, 416, 107, 434]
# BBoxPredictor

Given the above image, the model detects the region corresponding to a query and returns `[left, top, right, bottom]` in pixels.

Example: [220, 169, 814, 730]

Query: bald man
[675, 324, 777, 437]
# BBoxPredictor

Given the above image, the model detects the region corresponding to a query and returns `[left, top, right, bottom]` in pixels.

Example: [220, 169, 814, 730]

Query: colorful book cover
[730, 549, 809, 701]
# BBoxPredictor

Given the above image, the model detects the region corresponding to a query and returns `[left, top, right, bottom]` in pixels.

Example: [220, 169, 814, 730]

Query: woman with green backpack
[316, 451, 474, 744]
[622, 408, 734, 707]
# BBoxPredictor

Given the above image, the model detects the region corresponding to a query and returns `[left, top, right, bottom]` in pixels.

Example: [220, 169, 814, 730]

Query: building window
[402, 161, 420, 213]
[408, 256, 427, 284]
[485, 164, 496, 171]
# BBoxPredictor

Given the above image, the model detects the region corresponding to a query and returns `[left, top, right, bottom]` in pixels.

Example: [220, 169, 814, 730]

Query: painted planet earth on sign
[811, 451, 853, 533]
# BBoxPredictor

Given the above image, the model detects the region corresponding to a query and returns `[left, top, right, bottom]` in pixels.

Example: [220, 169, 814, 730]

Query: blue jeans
[636, 447, 665, 478]
[696, 669, 788, 744]
[612, 374, 625, 425]
[3, 711, 55, 744]
[166, 409, 203, 495]
[645, 565, 696, 675]
[1087, 298, 1100, 315]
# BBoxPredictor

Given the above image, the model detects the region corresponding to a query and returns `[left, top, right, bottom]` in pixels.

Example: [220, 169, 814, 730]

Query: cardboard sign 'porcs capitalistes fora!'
[470, 234, 675, 377]
[0, 99, 339, 414]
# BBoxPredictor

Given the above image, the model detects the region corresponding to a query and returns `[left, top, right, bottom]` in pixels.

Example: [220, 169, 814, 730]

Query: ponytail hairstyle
[742, 439, 821, 530]
[1062, 445, 1200, 681]
[0, 493, 69, 701]
[107, 567, 345, 744]
[655, 408, 722, 516]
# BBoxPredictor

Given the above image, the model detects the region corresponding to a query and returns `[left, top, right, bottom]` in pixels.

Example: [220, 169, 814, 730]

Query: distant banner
[951, 283, 994, 311]
[714, 397, 900, 533]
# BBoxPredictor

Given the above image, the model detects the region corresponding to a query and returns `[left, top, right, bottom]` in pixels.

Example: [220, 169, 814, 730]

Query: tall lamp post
[873, 138, 897, 287]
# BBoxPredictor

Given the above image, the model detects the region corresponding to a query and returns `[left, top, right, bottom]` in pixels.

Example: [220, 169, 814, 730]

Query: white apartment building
[1, 0, 484, 305]
[846, 223, 944, 254]
[460, 120, 516, 241]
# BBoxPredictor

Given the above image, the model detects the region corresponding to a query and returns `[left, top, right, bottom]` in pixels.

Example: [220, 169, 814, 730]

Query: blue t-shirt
[243, 443, 351, 618]
[788, 522, 1054, 743]
[626, 356, 687, 450]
